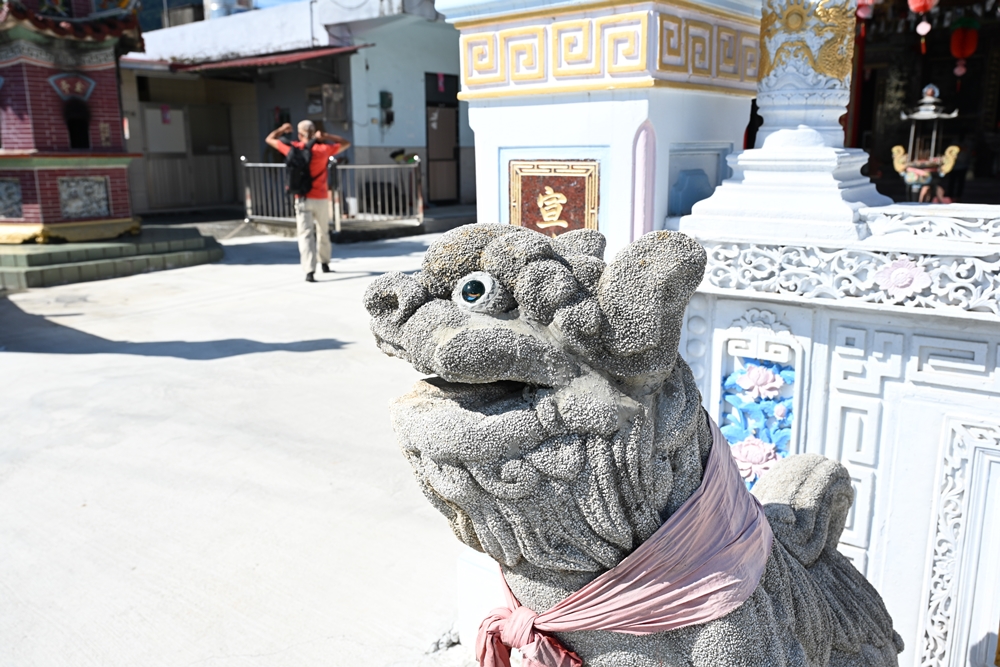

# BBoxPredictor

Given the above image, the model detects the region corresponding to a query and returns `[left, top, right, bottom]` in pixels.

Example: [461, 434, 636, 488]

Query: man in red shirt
[265, 120, 350, 282]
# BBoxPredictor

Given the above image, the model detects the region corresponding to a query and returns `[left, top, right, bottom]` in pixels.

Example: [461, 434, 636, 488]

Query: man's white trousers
[294, 197, 332, 274]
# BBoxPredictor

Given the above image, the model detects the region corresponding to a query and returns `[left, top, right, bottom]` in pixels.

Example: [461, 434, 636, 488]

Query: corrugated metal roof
[175, 44, 366, 72]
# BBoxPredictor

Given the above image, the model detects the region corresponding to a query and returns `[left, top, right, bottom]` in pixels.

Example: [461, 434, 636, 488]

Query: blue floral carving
[720, 358, 795, 488]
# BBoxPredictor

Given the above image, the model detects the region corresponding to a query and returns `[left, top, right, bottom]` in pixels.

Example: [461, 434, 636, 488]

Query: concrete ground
[137, 203, 478, 245]
[0, 235, 480, 667]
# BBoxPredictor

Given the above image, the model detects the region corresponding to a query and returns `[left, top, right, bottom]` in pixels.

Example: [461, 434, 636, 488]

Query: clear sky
[252, 0, 300, 8]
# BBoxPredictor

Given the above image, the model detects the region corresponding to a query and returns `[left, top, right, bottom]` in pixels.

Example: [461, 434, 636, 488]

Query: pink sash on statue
[476, 415, 773, 667]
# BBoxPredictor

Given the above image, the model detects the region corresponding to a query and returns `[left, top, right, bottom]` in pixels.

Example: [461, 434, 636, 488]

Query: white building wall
[139, 0, 427, 63]
[349, 16, 473, 201]
[349, 17, 462, 156]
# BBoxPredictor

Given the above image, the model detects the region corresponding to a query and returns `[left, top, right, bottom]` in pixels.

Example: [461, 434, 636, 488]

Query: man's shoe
[305, 272, 316, 283]
[321, 263, 332, 273]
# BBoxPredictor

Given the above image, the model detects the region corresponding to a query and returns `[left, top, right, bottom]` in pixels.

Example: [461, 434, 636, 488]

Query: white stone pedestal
[680, 126, 891, 244]
[679, 0, 893, 244]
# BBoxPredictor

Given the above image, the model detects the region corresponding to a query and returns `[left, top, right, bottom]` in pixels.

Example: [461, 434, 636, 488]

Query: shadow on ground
[218, 237, 433, 266]
[219, 239, 300, 265]
[0, 298, 346, 360]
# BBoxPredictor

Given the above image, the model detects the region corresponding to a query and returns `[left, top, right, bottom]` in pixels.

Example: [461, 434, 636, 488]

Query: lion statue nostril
[364, 271, 431, 325]
[369, 292, 399, 316]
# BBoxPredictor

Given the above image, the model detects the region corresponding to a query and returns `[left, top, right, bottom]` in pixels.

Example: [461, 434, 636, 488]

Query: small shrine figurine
[891, 84, 960, 203]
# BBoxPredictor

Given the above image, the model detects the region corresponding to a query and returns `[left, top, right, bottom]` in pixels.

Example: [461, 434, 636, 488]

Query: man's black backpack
[282, 137, 322, 197]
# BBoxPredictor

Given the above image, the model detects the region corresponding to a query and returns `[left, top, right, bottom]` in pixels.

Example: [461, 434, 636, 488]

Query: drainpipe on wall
[309, 0, 316, 46]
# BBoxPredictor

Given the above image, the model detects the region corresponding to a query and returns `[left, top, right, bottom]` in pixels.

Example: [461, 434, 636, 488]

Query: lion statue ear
[595, 231, 706, 379]
[552, 229, 607, 260]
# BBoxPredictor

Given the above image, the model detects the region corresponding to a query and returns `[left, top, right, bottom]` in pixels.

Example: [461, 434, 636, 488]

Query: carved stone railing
[698, 204, 1000, 322]
[680, 202, 1000, 667]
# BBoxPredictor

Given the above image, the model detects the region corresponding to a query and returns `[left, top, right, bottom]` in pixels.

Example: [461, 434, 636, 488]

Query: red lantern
[908, 0, 937, 13]
[950, 27, 978, 59]
[857, 0, 876, 36]
[950, 18, 979, 90]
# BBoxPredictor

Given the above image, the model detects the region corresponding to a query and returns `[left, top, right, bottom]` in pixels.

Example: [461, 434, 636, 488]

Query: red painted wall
[0, 65, 36, 150]
[21, 63, 123, 152]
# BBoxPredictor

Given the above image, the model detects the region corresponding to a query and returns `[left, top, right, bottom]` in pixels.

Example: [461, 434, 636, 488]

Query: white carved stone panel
[682, 293, 713, 405]
[58, 176, 110, 219]
[956, 449, 1000, 667]
[918, 420, 1000, 667]
[0, 178, 22, 219]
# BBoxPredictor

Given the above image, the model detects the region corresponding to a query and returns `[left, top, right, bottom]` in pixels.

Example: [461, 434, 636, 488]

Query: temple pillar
[438, 0, 762, 257]
[678, 0, 891, 244]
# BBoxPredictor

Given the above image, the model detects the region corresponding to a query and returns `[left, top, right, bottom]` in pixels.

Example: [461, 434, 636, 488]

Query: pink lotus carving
[730, 437, 779, 483]
[874, 258, 932, 300]
[774, 403, 787, 420]
[736, 365, 784, 400]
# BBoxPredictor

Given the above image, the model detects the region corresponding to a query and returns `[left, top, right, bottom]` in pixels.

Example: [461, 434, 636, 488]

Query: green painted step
[0, 228, 210, 268]
[0, 246, 224, 289]
[0, 228, 224, 289]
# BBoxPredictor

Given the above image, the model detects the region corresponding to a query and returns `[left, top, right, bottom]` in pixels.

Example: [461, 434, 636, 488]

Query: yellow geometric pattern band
[459, 2, 760, 100]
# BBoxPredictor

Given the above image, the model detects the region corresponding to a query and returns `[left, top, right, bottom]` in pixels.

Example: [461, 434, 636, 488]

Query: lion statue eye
[461, 280, 486, 303]
[452, 271, 506, 313]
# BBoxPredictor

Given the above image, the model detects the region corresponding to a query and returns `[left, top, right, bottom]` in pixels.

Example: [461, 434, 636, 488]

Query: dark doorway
[64, 97, 91, 149]
[425, 73, 459, 203]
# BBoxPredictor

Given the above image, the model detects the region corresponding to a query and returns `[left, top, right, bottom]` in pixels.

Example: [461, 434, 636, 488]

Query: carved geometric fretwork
[457, 4, 759, 99]
[839, 467, 874, 550]
[830, 327, 904, 394]
[907, 336, 1000, 394]
[828, 395, 882, 467]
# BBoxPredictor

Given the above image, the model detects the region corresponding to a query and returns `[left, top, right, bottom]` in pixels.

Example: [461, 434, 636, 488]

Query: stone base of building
[0, 218, 140, 244]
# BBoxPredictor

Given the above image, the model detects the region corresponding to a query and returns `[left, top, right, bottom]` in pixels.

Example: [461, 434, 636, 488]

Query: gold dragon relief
[759, 0, 855, 83]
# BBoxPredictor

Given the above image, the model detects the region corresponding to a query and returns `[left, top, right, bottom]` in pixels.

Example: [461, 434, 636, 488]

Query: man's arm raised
[316, 130, 351, 151]
[265, 123, 293, 151]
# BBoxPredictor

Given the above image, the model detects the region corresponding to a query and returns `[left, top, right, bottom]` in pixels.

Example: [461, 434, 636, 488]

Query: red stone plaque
[509, 160, 599, 236]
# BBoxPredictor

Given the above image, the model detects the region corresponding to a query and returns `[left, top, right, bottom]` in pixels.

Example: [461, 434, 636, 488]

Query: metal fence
[241, 157, 423, 231]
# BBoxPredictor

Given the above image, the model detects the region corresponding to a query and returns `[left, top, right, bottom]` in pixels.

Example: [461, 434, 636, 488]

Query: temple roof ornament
[901, 84, 959, 122]
[0, 1, 141, 46]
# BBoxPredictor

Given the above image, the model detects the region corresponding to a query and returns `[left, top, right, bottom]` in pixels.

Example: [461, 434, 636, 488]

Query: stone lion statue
[365, 224, 903, 667]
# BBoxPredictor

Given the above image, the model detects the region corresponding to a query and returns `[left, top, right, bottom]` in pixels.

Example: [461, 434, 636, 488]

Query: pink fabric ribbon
[476, 415, 773, 667]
